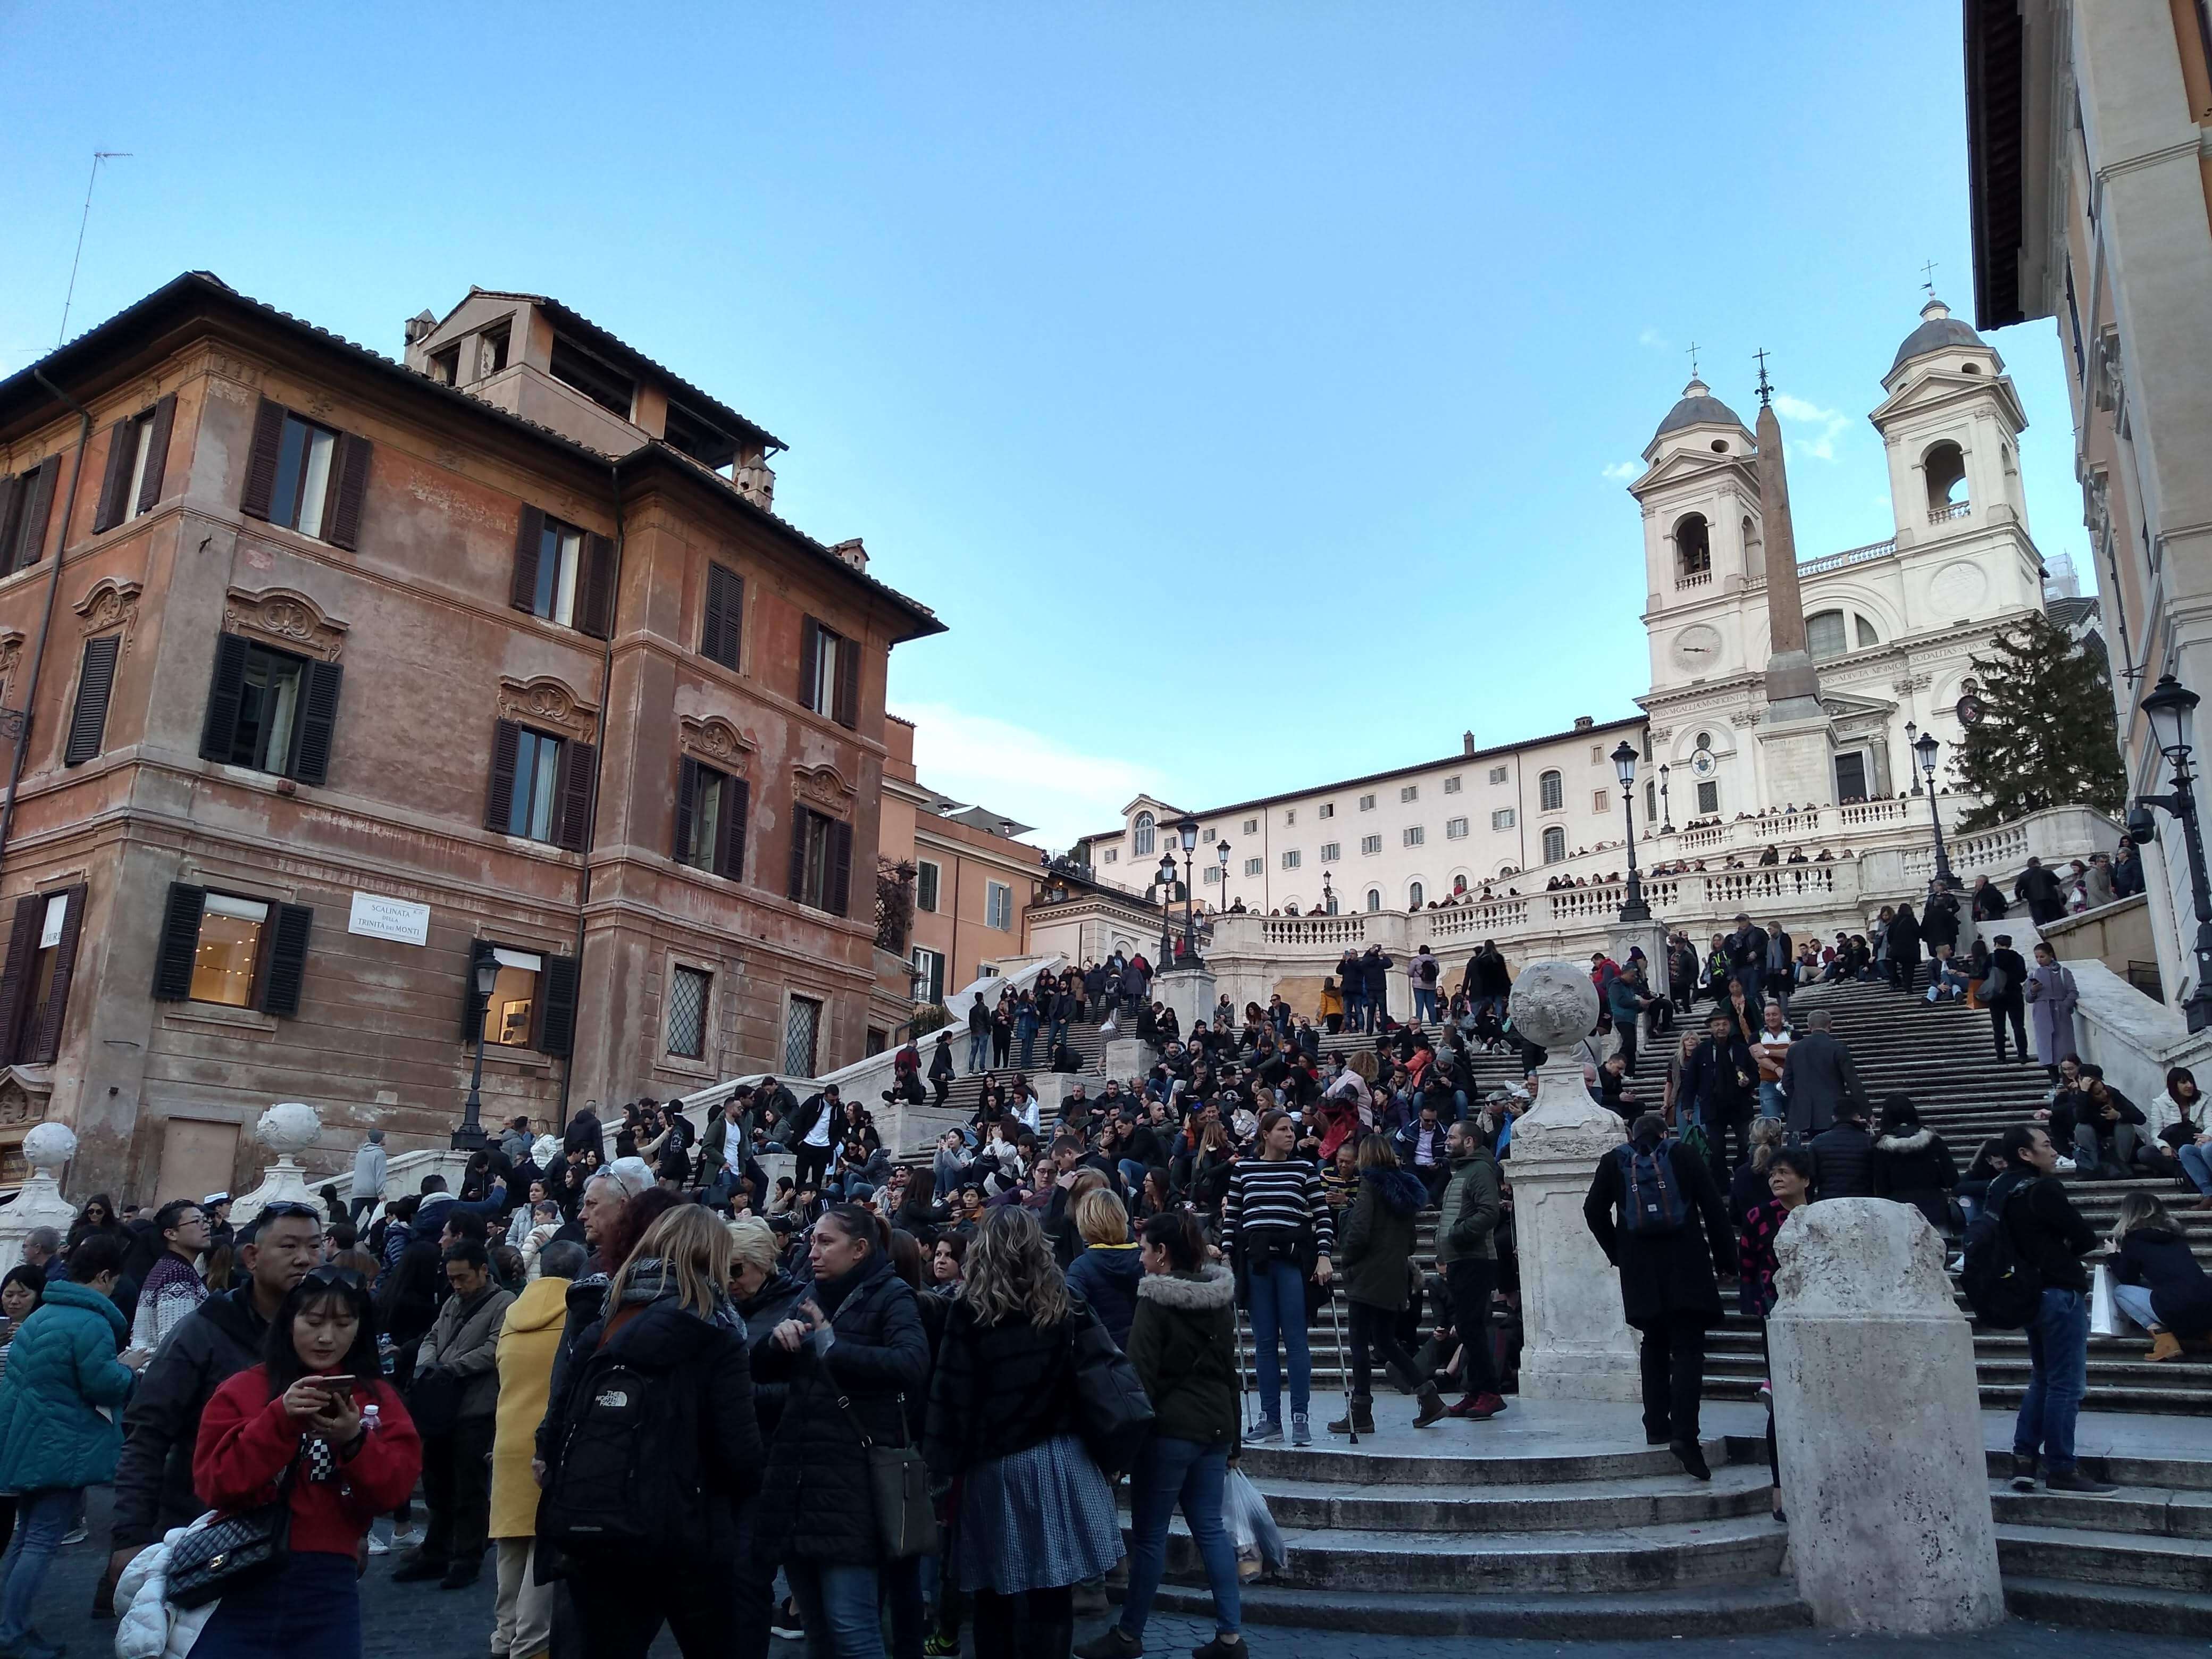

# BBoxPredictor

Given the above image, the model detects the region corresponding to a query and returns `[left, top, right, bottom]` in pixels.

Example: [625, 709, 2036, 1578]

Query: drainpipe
[0, 373, 96, 879]
[552, 461, 625, 1134]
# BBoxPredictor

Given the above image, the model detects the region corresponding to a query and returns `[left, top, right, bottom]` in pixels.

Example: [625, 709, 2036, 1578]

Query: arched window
[1807, 609, 1848, 660]
[1542, 825, 1566, 863]
[1924, 441, 1967, 511]
[1364, 887, 1382, 913]
[1133, 811, 1155, 856]
[1407, 881, 1425, 910]
[1856, 614, 1879, 648]
[1674, 513, 1711, 578]
[1538, 770, 1564, 811]
[1741, 515, 1760, 561]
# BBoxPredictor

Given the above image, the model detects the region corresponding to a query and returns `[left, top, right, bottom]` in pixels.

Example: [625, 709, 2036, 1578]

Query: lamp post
[1155, 851, 1177, 963]
[1175, 816, 1200, 961]
[1322, 870, 1336, 915]
[2130, 674, 2212, 1031]
[456, 953, 501, 1152]
[1905, 720, 1922, 795]
[1911, 730, 1958, 890]
[1657, 764, 1674, 834]
[1611, 741, 1651, 923]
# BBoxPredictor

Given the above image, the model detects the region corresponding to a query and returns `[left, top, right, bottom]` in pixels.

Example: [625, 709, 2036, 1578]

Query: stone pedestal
[1101, 1037, 1156, 1084]
[1757, 705, 1838, 811]
[0, 1124, 80, 1276]
[1155, 963, 1217, 1043]
[1504, 961, 1642, 1403]
[1769, 1199, 2003, 1632]
[230, 1102, 323, 1231]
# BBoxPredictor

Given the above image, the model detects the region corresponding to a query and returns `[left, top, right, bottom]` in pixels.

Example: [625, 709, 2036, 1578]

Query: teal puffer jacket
[0, 1278, 137, 1493]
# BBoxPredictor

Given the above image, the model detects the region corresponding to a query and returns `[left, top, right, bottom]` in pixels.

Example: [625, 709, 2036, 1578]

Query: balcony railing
[1676, 567, 1712, 590]
[1928, 501, 1971, 524]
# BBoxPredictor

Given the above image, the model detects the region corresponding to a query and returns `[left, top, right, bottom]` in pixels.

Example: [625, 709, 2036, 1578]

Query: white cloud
[1771, 392, 1851, 462]
[1638, 328, 1670, 351]
[899, 702, 1154, 853]
[1601, 460, 1641, 482]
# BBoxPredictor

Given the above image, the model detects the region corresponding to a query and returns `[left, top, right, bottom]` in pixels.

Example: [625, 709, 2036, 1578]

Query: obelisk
[1752, 356, 1837, 803]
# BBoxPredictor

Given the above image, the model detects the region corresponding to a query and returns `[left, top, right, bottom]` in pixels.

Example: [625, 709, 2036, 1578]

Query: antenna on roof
[1753, 347, 1773, 407]
[58, 151, 132, 346]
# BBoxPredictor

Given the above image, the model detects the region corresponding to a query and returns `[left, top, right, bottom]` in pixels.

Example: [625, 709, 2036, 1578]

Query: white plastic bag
[2090, 1262, 2122, 1337]
[1224, 1467, 1286, 1580]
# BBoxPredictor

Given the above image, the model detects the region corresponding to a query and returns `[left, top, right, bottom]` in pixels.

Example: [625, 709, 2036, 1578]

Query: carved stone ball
[1507, 959, 1601, 1051]
[255, 1102, 323, 1158]
[21, 1121, 77, 1175]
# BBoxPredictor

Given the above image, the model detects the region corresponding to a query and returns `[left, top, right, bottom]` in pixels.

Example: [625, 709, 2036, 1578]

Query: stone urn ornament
[229, 1102, 324, 1230]
[0, 1121, 79, 1275]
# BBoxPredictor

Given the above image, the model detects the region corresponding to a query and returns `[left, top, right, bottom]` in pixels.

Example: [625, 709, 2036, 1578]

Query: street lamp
[1155, 851, 1177, 962]
[1657, 764, 1674, 834]
[1216, 839, 1231, 916]
[1905, 719, 1922, 795]
[1322, 870, 1336, 915]
[2130, 674, 2212, 1030]
[1175, 816, 1200, 961]
[456, 952, 501, 1152]
[1911, 729, 1958, 890]
[1610, 741, 1651, 922]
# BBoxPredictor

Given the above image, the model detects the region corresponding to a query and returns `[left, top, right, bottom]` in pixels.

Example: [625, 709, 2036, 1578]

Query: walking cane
[1324, 1283, 1356, 1445]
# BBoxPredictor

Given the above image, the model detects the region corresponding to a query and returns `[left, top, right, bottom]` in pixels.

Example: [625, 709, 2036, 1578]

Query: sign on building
[347, 891, 431, 946]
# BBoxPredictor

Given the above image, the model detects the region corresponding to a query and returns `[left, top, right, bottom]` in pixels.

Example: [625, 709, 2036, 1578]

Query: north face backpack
[1615, 1142, 1689, 1235]
[538, 1352, 709, 1554]
[1960, 1184, 2043, 1329]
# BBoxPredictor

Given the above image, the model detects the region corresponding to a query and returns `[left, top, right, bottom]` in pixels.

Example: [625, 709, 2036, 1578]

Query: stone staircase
[1992, 1442, 2212, 1636]
[888, 1009, 1121, 1155]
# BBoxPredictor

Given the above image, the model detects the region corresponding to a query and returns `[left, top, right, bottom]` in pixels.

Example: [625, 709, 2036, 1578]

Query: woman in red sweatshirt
[190, 1264, 422, 1658]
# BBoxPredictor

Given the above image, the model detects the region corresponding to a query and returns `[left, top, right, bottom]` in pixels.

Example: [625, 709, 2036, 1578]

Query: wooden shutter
[702, 564, 741, 669]
[136, 396, 176, 517]
[0, 893, 45, 1063]
[510, 506, 544, 613]
[461, 939, 497, 1040]
[151, 883, 207, 1000]
[10, 457, 57, 573]
[538, 953, 579, 1057]
[799, 618, 820, 711]
[718, 776, 749, 881]
[575, 533, 615, 640]
[673, 757, 700, 864]
[30, 885, 87, 1063]
[325, 433, 370, 550]
[826, 818, 854, 917]
[239, 399, 286, 521]
[64, 635, 120, 766]
[291, 659, 343, 785]
[834, 632, 860, 729]
[787, 805, 811, 901]
[93, 419, 135, 533]
[197, 634, 251, 763]
[260, 903, 313, 1018]
[555, 739, 596, 852]
[0, 475, 20, 567]
[484, 719, 522, 832]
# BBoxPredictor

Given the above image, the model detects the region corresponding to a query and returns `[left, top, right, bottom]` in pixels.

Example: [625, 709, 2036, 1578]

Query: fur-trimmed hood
[1135, 1262, 1234, 1311]
[1876, 1128, 1935, 1153]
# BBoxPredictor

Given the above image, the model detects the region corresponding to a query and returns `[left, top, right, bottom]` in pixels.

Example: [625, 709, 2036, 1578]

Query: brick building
[0, 273, 940, 1201]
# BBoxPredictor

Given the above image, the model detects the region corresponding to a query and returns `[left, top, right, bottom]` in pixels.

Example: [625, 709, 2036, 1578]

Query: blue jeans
[1413, 987, 1439, 1023]
[0, 1486, 78, 1643]
[1017, 1027, 1037, 1068]
[1246, 1259, 1311, 1421]
[1120, 1435, 1239, 1641]
[1118, 1158, 1147, 1192]
[785, 1559, 886, 1659]
[1757, 1082, 1784, 1120]
[2015, 1286, 2089, 1473]
[1736, 965, 1763, 1009]
[966, 1030, 989, 1072]
[1047, 1017, 1069, 1052]
[2181, 1142, 2212, 1197]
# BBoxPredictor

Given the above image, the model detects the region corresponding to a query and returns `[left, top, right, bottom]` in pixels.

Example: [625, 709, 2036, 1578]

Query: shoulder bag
[166, 1457, 294, 1608]
[835, 1390, 938, 1561]
[1067, 1300, 1154, 1478]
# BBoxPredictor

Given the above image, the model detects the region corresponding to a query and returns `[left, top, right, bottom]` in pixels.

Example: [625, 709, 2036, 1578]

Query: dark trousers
[931, 1073, 950, 1106]
[1444, 1256, 1499, 1397]
[1990, 997, 2028, 1062]
[1414, 1161, 1450, 1206]
[793, 1140, 832, 1191]
[1346, 1299, 1420, 1400]
[1709, 1102, 1754, 1180]
[1636, 1312, 1708, 1445]
[569, 1563, 728, 1658]
[420, 1415, 495, 1565]
[974, 1585, 1073, 1659]
[728, 1498, 776, 1659]
[1616, 1017, 1639, 1074]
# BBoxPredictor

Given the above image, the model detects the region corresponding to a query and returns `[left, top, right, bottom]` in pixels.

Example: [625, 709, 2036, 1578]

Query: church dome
[1890, 297, 1988, 371]
[1650, 376, 1746, 445]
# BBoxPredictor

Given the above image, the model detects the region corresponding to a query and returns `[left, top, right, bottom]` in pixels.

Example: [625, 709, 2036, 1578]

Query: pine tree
[1950, 610, 2125, 830]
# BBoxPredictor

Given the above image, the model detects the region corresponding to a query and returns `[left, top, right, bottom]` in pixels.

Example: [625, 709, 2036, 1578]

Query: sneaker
[2052, 1156, 2076, 1173]
[1074, 1628, 1143, 1659]
[923, 1638, 960, 1658]
[1191, 1637, 1247, 1659]
[1246, 1417, 1283, 1444]
[1290, 1412, 1312, 1447]
[366, 1533, 391, 1555]
[1448, 1392, 1506, 1420]
[770, 1600, 806, 1641]
[2010, 1453, 2039, 1493]
[391, 1527, 425, 1549]
[58, 1525, 88, 1547]
[2044, 1468, 2120, 1495]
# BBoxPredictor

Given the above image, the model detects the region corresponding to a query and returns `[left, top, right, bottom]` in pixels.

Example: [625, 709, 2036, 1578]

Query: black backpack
[1615, 1141, 1689, 1235]
[1960, 1183, 2043, 1328]
[538, 1346, 709, 1555]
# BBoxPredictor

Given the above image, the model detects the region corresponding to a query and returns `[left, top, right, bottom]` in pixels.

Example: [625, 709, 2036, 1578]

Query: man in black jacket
[1361, 945, 1394, 1033]
[2065, 1066, 2149, 1173]
[1725, 914, 1769, 1010]
[1780, 1009, 1862, 1139]
[104, 1205, 322, 1599]
[1987, 1125, 2116, 1494]
[1680, 1012, 1758, 1178]
[1808, 1099, 1876, 1198]
[2015, 857, 2068, 925]
[1987, 934, 2031, 1063]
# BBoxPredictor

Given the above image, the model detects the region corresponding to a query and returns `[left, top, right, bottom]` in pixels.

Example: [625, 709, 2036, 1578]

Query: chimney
[1461, 731, 1476, 756]
[404, 309, 437, 347]
[829, 538, 868, 573]
[1573, 715, 1594, 730]
[734, 453, 776, 511]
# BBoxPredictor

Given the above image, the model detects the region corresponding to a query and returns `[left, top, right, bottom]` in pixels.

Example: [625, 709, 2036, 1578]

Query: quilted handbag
[165, 1465, 293, 1609]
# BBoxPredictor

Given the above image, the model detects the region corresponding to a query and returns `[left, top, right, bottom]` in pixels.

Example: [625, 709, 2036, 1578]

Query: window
[1446, 817, 1468, 839]
[1360, 834, 1381, 856]
[788, 807, 855, 916]
[548, 337, 635, 417]
[1202, 865, 1220, 884]
[1364, 889, 1382, 912]
[1924, 440, 1968, 510]
[915, 860, 941, 914]
[1697, 780, 1720, 815]
[667, 965, 710, 1059]
[1593, 790, 1610, 814]
[1401, 785, 1419, 803]
[800, 618, 858, 727]
[1133, 812, 1156, 856]
[1242, 818, 1259, 835]
[674, 758, 748, 879]
[700, 562, 743, 671]
[1806, 609, 1848, 660]
[1487, 766, 1508, 785]
[0, 885, 86, 1064]
[1408, 882, 1425, 909]
[150, 884, 313, 1019]
[63, 635, 121, 766]
[511, 507, 614, 639]
[1856, 615, 1879, 648]
[1539, 770, 1564, 811]
[1243, 858, 1263, 877]
[479, 325, 510, 376]
[1695, 730, 1712, 750]
[1283, 810, 1295, 826]
[1102, 848, 1117, 864]
[1646, 780, 1658, 820]
[1541, 826, 1566, 862]
[199, 636, 343, 785]
[1835, 752, 1869, 801]
[1444, 776, 1462, 794]
[93, 398, 175, 532]
[1403, 826, 1425, 847]
[1492, 808, 1516, 831]
[486, 721, 593, 849]
[910, 948, 945, 1007]
[1674, 512, 1711, 577]
[426, 343, 460, 386]
[1281, 850, 1301, 870]
[1318, 803, 1335, 819]
[985, 881, 1013, 931]
[784, 994, 822, 1075]
[1320, 842, 1340, 862]
[1358, 794, 1376, 811]
[0, 455, 60, 575]
[240, 401, 369, 549]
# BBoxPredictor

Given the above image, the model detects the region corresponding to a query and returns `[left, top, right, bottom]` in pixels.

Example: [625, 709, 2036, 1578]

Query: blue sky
[0, 2, 2089, 850]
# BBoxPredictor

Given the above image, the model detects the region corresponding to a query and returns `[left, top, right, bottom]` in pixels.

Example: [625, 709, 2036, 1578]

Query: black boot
[1327, 1396, 1375, 1435]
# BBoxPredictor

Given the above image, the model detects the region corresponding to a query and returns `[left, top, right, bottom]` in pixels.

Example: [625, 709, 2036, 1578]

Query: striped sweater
[1224, 1158, 1334, 1255]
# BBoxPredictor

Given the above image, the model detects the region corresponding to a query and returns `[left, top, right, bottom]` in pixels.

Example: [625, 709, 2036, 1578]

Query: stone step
[1979, 1444, 2212, 1495]
[2000, 1575, 2212, 1638]
[1991, 1479, 2212, 1538]
[1231, 1429, 1727, 1488]
[1244, 1462, 1773, 1531]
[1135, 1578, 1816, 1639]
[1997, 1520, 2212, 1595]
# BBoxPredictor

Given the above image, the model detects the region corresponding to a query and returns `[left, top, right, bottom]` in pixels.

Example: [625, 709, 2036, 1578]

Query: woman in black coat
[752, 1204, 929, 1658]
[2110, 1193, 2212, 1359]
[1887, 903, 1922, 993]
[1870, 1095, 1960, 1234]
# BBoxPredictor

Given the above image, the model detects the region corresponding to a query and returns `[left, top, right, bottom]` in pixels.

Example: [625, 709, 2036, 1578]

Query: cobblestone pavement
[25, 1492, 2201, 1658]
